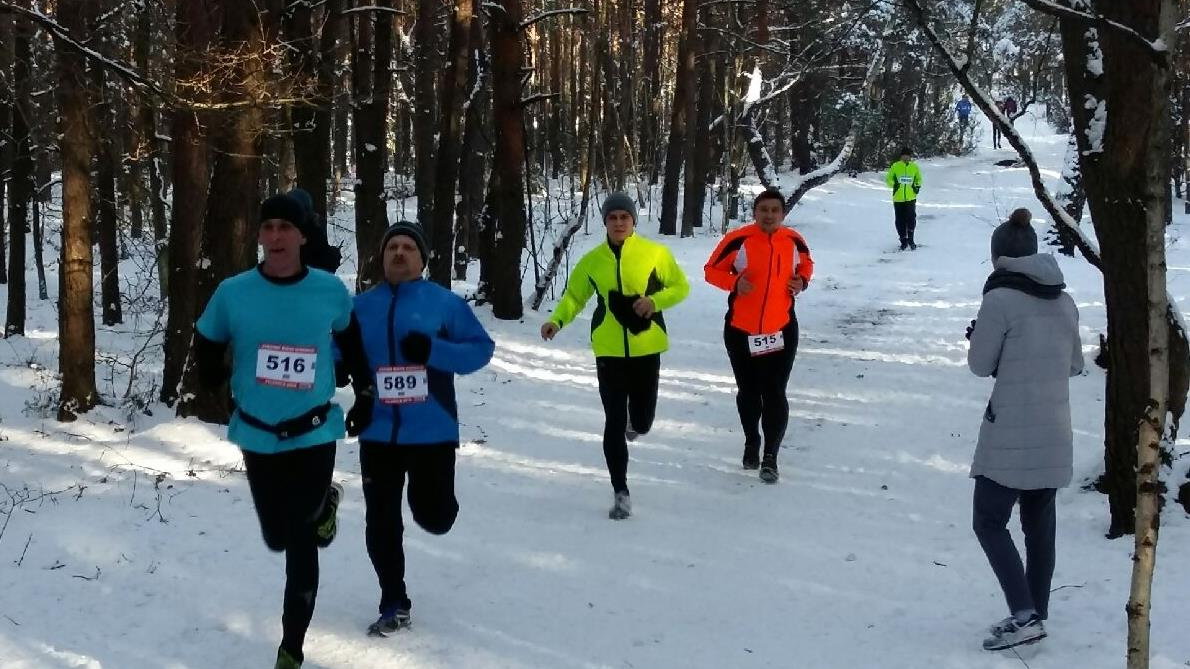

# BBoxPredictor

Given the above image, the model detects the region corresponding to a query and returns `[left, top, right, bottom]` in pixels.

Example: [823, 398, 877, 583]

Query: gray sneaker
[608, 491, 632, 520]
[983, 615, 1045, 651]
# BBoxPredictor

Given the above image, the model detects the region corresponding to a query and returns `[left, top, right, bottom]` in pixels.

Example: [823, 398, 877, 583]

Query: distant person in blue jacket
[344, 221, 495, 638]
[956, 94, 973, 132]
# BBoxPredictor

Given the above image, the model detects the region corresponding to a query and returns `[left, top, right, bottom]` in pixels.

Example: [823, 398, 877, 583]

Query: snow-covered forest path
[1, 111, 1188, 669]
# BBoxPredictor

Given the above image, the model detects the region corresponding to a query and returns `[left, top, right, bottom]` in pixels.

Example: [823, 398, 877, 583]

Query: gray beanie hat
[990, 208, 1038, 260]
[380, 221, 429, 264]
[600, 192, 638, 223]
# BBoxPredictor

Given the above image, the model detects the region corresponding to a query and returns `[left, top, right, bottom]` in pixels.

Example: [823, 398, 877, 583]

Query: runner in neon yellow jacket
[885, 146, 924, 250]
[541, 192, 689, 520]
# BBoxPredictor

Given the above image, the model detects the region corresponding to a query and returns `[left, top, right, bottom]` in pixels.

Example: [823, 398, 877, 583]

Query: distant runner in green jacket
[885, 146, 923, 250]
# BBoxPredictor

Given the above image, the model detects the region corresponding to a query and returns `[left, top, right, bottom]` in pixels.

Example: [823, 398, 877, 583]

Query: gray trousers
[972, 475, 1057, 619]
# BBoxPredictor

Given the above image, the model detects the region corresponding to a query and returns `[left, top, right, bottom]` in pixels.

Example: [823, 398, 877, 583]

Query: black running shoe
[759, 454, 779, 483]
[742, 444, 760, 470]
[368, 607, 411, 637]
[314, 482, 343, 548]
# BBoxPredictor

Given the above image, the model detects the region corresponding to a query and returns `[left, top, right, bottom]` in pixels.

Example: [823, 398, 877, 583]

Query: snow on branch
[1018, 0, 1169, 66]
[0, 1, 166, 98]
[520, 7, 589, 31]
[338, 5, 407, 15]
[520, 92, 560, 107]
[908, 0, 1103, 269]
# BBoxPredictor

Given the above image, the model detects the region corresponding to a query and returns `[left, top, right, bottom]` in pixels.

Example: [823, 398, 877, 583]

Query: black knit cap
[380, 221, 429, 264]
[259, 194, 309, 235]
[990, 208, 1038, 260]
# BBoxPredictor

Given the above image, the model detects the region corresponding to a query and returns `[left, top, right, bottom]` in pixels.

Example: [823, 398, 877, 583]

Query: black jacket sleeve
[333, 313, 375, 396]
[194, 332, 230, 390]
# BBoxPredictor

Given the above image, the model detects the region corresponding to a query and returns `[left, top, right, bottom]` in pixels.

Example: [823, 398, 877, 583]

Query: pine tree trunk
[352, 0, 393, 290]
[682, 51, 712, 236]
[95, 72, 123, 327]
[287, 0, 342, 219]
[332, 26, 351, 214]
[161, 0, 217, 406]
[0, 11, 11, 288]
[428, 0, 473, 285]
[134, 5, 168, 291]
[641, 0, 662, 184]
[57, 0, 100, 421]
[1060, 6, 1152, 538]
[94, 67, 123, 326]
[482, 0, 528, 320]
[5, 2, 32, 337]
[413, 0, 439, 230]
[454, 0, 489, 282]
[659, 0, 697, 235]
[179, 0, 274, 423]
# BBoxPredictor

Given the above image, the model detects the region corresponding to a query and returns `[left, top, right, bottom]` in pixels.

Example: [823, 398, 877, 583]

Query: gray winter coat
[967, 254, 1083, 490]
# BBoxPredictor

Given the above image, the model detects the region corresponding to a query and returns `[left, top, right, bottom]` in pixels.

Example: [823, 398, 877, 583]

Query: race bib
[898, 175, 914, 184]
[377, 365, 429, 405]
[256, 344, 317, 389]
[748, 332, 785, 357]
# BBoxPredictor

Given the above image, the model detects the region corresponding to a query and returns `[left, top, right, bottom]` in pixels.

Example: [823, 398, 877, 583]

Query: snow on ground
[1, 110, 1188, 669]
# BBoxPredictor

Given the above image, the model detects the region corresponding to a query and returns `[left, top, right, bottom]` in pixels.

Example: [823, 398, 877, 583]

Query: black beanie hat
[899, 146, 913, 158]
[259, 194, 309, 235]
[380, 221, 429, 265]
[990, 208, 1038, 260]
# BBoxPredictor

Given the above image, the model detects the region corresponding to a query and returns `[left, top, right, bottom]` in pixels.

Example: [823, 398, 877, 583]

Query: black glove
[400, 331, 432, 365]
[607, 290, 651, 335]
[346, 392, 374, 437]
[965, 319, 976, 341]
[334, 359, 351, 388]
[912, 185, 920, 195]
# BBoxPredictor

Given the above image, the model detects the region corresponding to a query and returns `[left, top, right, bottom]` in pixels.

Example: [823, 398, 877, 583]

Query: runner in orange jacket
[704, 188, 814, 483]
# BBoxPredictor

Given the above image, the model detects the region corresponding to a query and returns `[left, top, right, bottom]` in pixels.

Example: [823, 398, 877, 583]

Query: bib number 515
[748, 332, 785, 356]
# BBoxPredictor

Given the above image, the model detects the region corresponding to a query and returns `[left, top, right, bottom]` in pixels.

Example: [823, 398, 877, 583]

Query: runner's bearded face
[383, 235, 424, 284]
[258, 219, 306, 273]
[605, 210, 635, 245]
[754, 198, 784, 232]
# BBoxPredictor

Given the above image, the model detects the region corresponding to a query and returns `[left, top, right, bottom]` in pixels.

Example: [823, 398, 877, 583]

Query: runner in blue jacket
[344, 221, 495, 637]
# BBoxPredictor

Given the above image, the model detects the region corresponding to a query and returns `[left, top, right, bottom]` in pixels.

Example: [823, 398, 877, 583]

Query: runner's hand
[400, 332, 432, 364]
[965, 319, 976, 341]
[788, 277, 806, 296]
[632, 297, 656, 318]
[541, 322, 559, 340]
[346, 394, 373, 437]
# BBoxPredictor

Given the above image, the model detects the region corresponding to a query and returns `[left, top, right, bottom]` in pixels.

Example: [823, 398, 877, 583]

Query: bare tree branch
[519, 7, 588, 30]
[338, 4, 407, 15]
[1017, 0, 1169, 67]
[907, 0, 1103, 268]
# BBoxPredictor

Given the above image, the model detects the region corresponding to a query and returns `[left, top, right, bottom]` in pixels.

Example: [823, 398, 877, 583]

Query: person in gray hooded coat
[966, 208, 1083, 652]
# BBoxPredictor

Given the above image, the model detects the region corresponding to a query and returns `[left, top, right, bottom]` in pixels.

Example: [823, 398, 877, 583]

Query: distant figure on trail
[992, 99, 1006, 149]
[965, 207, 1083, 653]
[1002, 95, 1019, 122]
[540, 192, 690, 520]
[884, 146, 923, 251]
[956, 94, 973, 133]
